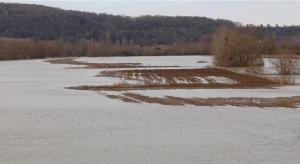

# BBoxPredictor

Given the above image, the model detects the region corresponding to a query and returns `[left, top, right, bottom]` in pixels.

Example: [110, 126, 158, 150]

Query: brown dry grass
[106, 92, 300, 108]
[68, 68, 278, 91]
[76, 68, 279, 91]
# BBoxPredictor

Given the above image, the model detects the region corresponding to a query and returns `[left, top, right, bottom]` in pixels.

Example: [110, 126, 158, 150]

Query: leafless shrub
[271, 49, 297, 75]
[272, 56, 296, 75]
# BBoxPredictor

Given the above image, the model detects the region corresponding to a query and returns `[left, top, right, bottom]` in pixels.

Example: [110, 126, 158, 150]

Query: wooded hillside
[0, 3, 235, 45]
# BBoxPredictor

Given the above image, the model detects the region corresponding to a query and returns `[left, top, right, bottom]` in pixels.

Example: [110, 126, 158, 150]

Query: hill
[0, 3, 235, 45]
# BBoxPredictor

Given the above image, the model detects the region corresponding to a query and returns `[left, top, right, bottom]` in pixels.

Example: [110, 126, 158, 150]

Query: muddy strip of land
[46, 58, 178, 69]
[106, 92, 300, 108]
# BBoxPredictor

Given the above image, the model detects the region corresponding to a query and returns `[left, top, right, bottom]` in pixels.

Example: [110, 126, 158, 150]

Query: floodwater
[0, 56, 300, 164]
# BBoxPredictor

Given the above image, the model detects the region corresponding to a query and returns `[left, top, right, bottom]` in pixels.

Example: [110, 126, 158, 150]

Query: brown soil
[106, 92, 300, 108]
[106, 94, 141, 103]
[46, 58, 178, 69]
[197, 60, 209, 63]
[68, 68, 279, 91]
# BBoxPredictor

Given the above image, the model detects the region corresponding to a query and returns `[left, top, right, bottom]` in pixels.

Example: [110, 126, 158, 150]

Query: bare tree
[271, 50, 296, 75]
[212, 26, 261, 67]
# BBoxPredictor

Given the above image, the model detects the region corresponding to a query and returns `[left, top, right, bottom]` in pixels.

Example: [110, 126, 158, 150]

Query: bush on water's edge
[212, 26, 300, 67]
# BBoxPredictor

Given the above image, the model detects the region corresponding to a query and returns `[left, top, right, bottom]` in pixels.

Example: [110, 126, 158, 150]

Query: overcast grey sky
[1, 0, 299, 25]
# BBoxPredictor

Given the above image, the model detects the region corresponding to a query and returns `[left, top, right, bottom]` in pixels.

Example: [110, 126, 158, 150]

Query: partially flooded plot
[69, 68, 278, 91]
[46, 56, 300, 109]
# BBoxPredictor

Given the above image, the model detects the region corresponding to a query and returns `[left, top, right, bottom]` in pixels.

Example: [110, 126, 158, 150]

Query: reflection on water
[245, 66, 264, 74]
[227, 66, 265, 75]
[267, 75, 296, 85]
[293, 67, 300, 74]
[234, 67, 298, 85]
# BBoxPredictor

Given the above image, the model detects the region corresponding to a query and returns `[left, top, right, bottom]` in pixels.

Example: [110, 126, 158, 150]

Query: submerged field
[1, 55, 300, 164]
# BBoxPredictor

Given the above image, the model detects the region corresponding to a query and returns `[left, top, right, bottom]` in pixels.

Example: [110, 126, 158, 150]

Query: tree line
[0, 30, 298, 61]
[0, 38, 211, 60]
